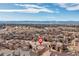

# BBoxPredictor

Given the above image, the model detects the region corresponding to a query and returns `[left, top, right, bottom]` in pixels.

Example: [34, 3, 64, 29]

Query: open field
[0, 24, 79, 56]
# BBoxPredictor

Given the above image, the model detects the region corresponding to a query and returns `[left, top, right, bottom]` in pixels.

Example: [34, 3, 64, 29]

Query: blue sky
[0, 3, 79, 21]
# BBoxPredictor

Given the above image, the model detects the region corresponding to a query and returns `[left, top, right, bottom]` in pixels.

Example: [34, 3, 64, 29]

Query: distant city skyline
[0, 3, 79, 21]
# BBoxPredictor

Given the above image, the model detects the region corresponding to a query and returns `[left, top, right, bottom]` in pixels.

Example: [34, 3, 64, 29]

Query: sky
[0, 3, 79, 21]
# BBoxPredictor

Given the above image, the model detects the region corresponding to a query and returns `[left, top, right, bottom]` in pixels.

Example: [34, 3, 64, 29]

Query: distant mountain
[0, 21, 79, 25]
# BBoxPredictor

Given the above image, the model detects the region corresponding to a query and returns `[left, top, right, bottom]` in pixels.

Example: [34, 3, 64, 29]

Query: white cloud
[15, 4, 54, 13]
[0, 4, 53, 13]
[66, 5, 79, 10]
[15, 4, 42, 8]
[57, 3, 79, 11]
[0, 8, 53, 13]
[0, 10, 24, 12]
[47, 16, 56, 19]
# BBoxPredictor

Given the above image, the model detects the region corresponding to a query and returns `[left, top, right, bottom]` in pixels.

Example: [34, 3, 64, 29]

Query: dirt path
[41, 49, 51, 56]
